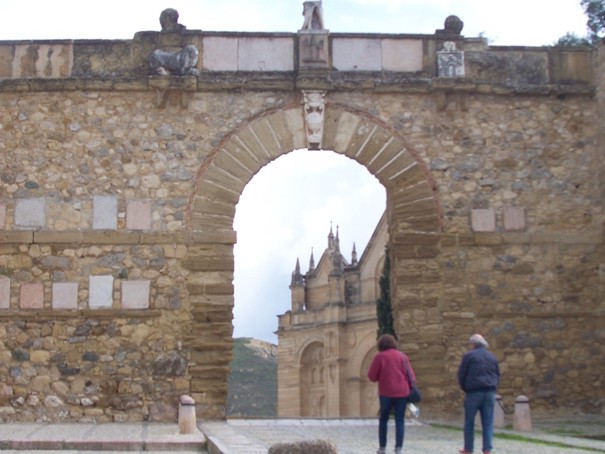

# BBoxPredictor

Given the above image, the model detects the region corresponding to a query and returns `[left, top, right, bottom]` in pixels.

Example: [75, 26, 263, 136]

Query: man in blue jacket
[458, 334, 500, 454]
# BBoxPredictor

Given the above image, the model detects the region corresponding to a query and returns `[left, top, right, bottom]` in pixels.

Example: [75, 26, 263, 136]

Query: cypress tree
[376, 246, 395, 338]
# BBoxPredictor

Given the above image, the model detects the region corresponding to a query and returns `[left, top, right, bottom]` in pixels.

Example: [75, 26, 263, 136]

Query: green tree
[554, 32, 592, 46]
[376, 247, 395, 339]
[555, 0, 604, 46]
[582, 0, 605, 42]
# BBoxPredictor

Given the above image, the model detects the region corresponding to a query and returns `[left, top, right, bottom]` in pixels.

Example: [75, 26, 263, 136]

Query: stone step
[0, 451, 206, 454]
[0, 423, 207, 452]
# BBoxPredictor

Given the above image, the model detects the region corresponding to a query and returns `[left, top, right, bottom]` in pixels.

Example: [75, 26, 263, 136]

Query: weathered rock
[152, 352, 187, 376]
[268, 440, 338, 454]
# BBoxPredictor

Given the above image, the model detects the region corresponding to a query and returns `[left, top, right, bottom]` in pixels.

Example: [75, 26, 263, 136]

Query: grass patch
[496, 433, 605, 452]
[428, 423, 605, 453]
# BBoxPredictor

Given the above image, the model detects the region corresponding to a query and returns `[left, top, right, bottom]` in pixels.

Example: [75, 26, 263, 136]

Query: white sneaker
[376, 448, 386, 454]
[394, 449, 402, 454]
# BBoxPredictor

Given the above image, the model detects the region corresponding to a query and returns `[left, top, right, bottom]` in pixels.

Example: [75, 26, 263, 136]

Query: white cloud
[233, 150, 386, 342]
[0, 0, 588, 45]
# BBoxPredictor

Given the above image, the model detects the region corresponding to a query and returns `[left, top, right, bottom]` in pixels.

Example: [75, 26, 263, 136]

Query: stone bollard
[178, 395, 197, 434]
[494, 394, 505, 428]
[513, 395, 532, 432]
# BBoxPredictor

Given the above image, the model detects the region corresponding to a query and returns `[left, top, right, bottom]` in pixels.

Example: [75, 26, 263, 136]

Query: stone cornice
[0, 74, 595, 97]
[0, 230, 237, 245]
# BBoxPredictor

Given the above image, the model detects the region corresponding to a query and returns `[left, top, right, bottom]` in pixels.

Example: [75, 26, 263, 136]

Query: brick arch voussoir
[188, 105, 306, 230]
[323, 103, 443, 233]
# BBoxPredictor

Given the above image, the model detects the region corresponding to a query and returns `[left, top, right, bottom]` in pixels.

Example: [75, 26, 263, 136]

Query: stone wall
[0, 16, 603, 421]
[0, 86, 286, 421]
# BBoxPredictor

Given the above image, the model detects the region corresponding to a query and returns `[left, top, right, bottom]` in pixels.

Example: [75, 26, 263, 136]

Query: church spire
[308, 248, 315, 273]
[328, 222, 335, 251]
[351, 242, 358, 266]
[335, 225, 340, 252]
[290, 258, 304, 287]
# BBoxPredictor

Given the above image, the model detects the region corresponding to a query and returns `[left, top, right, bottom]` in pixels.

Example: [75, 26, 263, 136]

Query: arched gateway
[0, 7, 603, 421]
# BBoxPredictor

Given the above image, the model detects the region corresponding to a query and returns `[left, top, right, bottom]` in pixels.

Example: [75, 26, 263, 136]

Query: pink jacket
[368, 348, 416, 398]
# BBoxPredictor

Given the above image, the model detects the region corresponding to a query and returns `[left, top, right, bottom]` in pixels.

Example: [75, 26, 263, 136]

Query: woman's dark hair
[377, 334, 398, 351]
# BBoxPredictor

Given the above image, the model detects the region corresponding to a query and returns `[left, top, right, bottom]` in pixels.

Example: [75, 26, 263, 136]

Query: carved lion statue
[148, 44, 199, 76]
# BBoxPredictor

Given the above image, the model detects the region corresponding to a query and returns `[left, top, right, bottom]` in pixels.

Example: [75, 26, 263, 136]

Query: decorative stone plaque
[89, 275, 114, 309]
[0, 277, 10, 309]
[93, 195, 118, 230]
[52, 282, 79, 310]
[471, 208, 496, 232]
[20, 282, 44, 309]
[126, 200, 152, 230]
[299, 31, 329, 68]
[15, 198, 45, 229]
[122, 280, 150, 310]
[437, 41, 465, 78]
[503, 207, 526, 231]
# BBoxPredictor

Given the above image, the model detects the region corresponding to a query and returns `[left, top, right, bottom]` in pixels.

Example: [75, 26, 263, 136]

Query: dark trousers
[378, 395, 408, 449]
[463, 390, 496, 452]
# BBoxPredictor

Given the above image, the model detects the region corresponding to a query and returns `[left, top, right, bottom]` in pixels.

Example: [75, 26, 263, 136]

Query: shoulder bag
[402, 353, 422, 403]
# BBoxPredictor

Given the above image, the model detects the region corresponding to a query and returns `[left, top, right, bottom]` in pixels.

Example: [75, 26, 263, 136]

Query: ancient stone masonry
[0, 6, 603, 422]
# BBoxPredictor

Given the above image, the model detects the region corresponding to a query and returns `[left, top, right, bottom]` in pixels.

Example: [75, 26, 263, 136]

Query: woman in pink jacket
[368, 334, 416, 454]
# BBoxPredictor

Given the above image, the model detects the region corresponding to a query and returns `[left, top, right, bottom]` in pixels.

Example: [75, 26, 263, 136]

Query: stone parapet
[0, 33, 596, 96]
[0, 74, 595, 97]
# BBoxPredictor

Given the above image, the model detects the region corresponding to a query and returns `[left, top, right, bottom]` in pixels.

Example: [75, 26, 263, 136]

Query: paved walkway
[202, 418, 605, 454]
[0, 418, 602, 453]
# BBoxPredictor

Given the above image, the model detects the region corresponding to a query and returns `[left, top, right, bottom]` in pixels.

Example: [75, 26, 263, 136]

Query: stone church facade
[0, 5, 603, 422]
[277, 216, 387, 417]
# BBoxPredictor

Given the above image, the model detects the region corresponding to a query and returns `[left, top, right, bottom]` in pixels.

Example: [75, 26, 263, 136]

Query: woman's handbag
[407, 384, 422, 404]
[402, 353, 422, 403]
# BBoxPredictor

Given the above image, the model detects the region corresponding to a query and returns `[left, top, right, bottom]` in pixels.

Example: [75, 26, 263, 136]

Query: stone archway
[300, 341, 326, 417]
[185, 100, 443, 418]
[188, 103, 441, 232]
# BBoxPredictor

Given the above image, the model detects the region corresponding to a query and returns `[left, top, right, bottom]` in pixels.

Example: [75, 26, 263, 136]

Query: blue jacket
[458, 346, 500, 393]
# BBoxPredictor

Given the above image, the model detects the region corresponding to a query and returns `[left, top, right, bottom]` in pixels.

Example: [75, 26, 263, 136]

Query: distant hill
[227, 337, 277, 417]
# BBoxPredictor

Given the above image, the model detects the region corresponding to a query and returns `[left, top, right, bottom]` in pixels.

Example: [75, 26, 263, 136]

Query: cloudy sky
[0, 0, 589, 45]
[0, 0, 590, 343]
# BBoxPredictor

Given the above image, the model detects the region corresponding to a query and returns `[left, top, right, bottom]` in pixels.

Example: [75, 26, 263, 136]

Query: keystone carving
[303, 91, 326, 150]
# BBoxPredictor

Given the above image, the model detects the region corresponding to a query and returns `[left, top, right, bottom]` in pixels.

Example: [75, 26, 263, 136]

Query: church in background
[276, 214, 387, 417]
